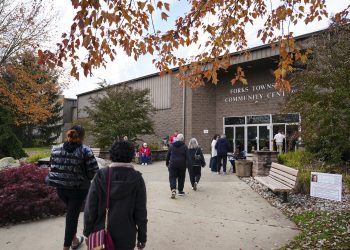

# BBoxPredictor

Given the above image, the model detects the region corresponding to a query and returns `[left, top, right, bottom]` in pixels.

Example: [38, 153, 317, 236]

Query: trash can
[235, 160, 253, 177]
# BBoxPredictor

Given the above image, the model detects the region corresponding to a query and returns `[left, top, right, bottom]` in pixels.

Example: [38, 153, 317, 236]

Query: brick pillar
[252, 151, 279, 177]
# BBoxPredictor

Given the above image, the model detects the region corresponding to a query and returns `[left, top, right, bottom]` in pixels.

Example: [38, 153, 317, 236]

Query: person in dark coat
[188, 138, 206, 191]
[215, 134, 230, 174]
[166, 133, 190, 198]
[47, 125, 99, 250]
[84, 140, 147, 250]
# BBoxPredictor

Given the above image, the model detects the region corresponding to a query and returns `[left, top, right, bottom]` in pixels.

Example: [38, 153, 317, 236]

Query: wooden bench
[254, 162, 299, 202]
[91, 148, 101, 158]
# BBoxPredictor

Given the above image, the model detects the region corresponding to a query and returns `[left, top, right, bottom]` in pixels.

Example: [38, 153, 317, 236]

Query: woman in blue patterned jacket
[47, 125, 99, 250]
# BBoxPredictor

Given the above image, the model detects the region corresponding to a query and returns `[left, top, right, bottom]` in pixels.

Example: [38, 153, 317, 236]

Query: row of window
[224, 113, 300, 125]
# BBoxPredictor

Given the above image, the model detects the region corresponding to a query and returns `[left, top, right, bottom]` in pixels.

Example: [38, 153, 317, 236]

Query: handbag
[88, 167, 116, 250]
[194, 148, 201, 161]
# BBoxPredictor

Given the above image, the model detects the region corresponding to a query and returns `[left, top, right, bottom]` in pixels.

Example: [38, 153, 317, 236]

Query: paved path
[0, 156, 299, 250]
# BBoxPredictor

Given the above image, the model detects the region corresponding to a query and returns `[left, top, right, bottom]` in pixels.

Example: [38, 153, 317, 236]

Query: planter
[235, 160, 253, 177]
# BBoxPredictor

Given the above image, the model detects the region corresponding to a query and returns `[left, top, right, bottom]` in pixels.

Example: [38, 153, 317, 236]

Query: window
[272, 113, 299, 123]
[224, 116, 245, 125]
[247, 115, 270, 124]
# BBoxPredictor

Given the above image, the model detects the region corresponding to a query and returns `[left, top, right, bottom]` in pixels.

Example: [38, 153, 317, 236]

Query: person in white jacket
[210, 134, 220, 173]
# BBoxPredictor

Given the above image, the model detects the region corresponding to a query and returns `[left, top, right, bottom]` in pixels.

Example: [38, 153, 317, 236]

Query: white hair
[176, 133, 184, 142]
[143, 142, 147, 146]
[188, 138, 199, 149]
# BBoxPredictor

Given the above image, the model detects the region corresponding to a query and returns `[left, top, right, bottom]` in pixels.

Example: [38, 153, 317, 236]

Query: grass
[24, 147, 51, 157]
[280, 210, 350, 249]
[23, 147, 52, 163]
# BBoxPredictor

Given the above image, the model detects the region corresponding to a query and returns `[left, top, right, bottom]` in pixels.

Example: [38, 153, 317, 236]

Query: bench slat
[255, 176, 292, 192]
[91, 148, 100, 157]
[269, 173, 295, 189]
[270, 167, 297, 182]
[269, 170, 296, 187]
[271, 162, 298, 177]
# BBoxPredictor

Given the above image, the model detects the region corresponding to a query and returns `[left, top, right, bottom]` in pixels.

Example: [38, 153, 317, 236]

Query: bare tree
[0, 0, 56, 65]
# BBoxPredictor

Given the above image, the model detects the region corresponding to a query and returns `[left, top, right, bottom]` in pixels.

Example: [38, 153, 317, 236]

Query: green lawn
[24, 147, 51, 157]
[281, 210, 350, 249]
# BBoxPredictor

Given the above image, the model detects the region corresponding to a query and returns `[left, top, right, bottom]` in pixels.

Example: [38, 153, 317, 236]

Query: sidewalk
[0, 156, 299, 250]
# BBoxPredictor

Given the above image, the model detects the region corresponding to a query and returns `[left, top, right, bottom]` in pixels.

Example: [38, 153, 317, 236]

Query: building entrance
[224, 114, 300, 155]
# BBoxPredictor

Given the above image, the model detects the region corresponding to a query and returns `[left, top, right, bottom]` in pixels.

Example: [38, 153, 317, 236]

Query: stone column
[252, 151, 279, 177]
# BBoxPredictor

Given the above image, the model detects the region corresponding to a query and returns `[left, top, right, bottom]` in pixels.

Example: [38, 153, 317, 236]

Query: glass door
[286, 125, 299, 152]
[234, 126, 245, 154]
[247, 126, 257, 153]
[225, 127, 234, 152]
[258, 125, 270, 150]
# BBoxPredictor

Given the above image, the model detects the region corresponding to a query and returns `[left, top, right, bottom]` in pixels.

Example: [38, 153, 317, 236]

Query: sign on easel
[310, 172, 342, 202]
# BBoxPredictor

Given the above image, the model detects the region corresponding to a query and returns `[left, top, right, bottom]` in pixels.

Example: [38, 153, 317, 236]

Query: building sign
[310, 172, 342, 202]
[224, 83, 296, 103]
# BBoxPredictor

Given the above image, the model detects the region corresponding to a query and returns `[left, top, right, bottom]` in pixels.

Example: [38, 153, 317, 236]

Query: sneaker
[141, 163, 144, 165]
[145, 163, 148, 166]
[193, 182, 197, 191]
[223, 172, 227, 175]
[171, 189, 176, 199]
[71, 236, 84, 250]
[217, 171, 221, 175]
[178, 191, 185, 196]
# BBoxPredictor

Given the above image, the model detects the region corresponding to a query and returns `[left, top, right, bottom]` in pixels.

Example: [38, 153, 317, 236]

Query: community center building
[73, 31, 318, 154]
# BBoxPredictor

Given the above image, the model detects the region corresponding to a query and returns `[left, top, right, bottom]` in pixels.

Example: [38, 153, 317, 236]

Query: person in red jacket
[169, 131, 178, 144]
[139, 143, 151, 165]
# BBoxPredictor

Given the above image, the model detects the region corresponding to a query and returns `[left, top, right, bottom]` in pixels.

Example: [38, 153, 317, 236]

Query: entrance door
[247, 126, 257, 153]
[258, 125, 270, 150]
[234, 126, 245, 153]
[225, 127, 234, 152]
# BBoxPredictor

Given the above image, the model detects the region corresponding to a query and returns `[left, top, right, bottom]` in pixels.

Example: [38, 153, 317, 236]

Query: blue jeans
[140, 155, 150, 163]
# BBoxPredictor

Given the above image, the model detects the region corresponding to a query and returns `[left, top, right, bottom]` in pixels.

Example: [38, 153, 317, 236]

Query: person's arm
[134, 177, 147, 247]
[83, 173, 100, 237]
[166, 146, 171, 166]
[84, 147, 99, 180]
[199, 148, 206, 167]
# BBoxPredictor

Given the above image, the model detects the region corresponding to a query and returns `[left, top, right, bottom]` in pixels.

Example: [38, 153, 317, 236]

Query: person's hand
[137, 241, 146, 249]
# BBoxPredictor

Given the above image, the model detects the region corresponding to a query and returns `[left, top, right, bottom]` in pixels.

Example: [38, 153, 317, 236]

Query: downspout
[182, 86, 186, 139]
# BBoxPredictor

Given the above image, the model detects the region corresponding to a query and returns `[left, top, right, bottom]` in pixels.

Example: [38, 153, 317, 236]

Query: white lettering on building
[225, 83, 296, 103]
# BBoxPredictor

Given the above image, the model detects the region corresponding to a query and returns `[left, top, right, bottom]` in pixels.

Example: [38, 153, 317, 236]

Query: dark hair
[212, 134, 219, 140]
[66, 125, 85, 143]
[110, 140, 134, 163]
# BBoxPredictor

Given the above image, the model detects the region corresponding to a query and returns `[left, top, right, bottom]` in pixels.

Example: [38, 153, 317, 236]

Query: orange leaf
[161, 12, 169, 21]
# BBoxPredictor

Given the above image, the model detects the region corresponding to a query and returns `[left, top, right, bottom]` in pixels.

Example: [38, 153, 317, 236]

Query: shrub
[0, 164, 65, 225]
[148, 143, 162, 151]
[26, 153, 49, 163]
[278, 151, 315, 169]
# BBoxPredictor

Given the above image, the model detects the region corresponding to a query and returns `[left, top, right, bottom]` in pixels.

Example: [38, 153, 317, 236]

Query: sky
[53, 0, 350, 99]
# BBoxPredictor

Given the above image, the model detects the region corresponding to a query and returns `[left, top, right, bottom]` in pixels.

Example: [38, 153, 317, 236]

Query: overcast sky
[53, 0, 350, 99]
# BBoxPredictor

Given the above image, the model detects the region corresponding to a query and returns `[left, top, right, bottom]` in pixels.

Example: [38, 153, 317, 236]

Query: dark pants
[217, 154, 227, 173]
[168, 166, 186, 192]
[57, 188, 88, 247]
[210, 156, 217, 172]
[188, 165, 201, 186]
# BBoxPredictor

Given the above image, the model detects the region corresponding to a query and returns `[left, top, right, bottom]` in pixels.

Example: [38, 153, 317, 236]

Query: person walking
[84, 140, 147, 250]
[210, 134, 219, 173]
[188, 138, 206, 191]
[215, 134, 230, 175]
[274, 130, 286, 153]
[139, 142, 151, 165]
[46, 125, 99, 250]
[166, 133, 190, 198]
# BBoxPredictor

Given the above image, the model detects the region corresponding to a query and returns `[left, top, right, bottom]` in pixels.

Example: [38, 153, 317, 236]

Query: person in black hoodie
[84, 140, 147, 250]
[47, 125, 99, 250]
[166, 133, 190, 198]
[215, 134, 230, 175]
[188, 138, 206, 191]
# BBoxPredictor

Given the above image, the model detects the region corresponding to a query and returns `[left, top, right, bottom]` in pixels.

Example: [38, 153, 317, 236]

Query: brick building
[75, 32, 317, 154]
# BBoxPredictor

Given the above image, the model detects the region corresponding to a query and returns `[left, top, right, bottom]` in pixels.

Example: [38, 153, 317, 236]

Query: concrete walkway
[0, 156, 299, 250]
